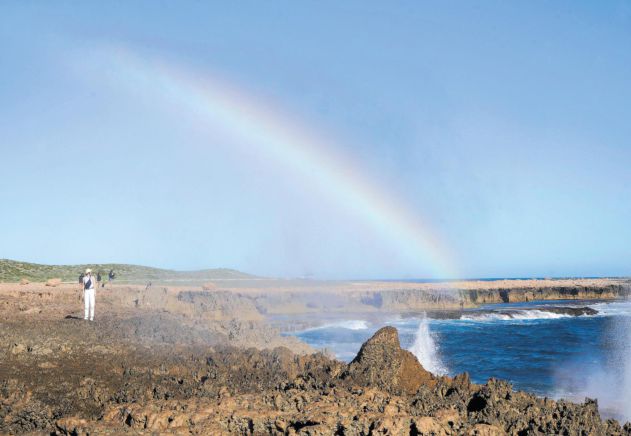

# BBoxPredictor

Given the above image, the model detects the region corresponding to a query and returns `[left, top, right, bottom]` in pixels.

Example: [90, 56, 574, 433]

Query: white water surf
[409, 314, 447, 375]
[460, 309, 572, 322]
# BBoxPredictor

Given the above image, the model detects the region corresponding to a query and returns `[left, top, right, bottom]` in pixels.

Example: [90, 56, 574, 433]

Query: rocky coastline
[3, 322, 630, 434]
[232, 278, 631, 314]
[1, 279, 630, 434]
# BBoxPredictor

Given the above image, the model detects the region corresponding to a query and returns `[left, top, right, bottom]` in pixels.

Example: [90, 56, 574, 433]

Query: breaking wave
[589, 301, 631, 317]
[409, 315, 447, 375]
[304, 319, 370, 332]
[460, 310, 574, 322]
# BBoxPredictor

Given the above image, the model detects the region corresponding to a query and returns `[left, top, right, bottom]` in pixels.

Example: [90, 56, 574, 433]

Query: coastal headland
[1, 261, 630, 434]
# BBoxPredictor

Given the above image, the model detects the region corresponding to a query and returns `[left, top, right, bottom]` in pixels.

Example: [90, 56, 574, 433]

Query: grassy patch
[0, 259, 254, 284]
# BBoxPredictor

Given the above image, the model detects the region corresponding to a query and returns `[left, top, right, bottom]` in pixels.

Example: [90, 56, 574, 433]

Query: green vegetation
[0, 259, 255, 284]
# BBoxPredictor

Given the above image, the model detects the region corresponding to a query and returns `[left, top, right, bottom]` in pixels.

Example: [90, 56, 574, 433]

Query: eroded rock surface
[2, 322, 629, 435]
[2, 281, 630, 434]
[345, 326, 435, 394]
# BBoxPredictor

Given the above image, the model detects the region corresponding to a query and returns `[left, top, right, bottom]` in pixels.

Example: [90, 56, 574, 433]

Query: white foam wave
[460, 309, 572, 322]
[589, 301, 631, 317]
[304, 319, 370, 331]
[409, 315, 447, 375]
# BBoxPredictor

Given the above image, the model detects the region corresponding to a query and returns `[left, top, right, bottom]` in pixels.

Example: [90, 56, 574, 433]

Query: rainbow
[91, 46, 457, 279]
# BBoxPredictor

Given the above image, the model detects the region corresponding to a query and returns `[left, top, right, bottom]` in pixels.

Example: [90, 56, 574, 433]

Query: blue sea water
[287, 299, 631, 421]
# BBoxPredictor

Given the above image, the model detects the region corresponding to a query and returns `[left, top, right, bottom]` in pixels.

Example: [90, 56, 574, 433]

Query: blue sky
[1, 1, 630, 279]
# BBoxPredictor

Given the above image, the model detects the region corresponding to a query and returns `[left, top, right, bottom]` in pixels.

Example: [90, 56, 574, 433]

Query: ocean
[287, 299, 631, 422]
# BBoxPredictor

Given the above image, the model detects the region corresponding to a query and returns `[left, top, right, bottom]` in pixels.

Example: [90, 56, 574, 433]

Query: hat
[85, 268, 92, 274]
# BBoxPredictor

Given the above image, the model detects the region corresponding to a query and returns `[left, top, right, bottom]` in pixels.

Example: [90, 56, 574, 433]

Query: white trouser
[84, 288, 95, 321]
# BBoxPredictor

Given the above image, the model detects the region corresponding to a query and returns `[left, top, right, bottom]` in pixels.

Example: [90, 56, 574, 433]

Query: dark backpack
[84, 278, 92, 290]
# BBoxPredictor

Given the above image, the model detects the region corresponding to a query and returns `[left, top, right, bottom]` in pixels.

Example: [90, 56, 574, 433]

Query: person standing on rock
[83, 268, 96, 321]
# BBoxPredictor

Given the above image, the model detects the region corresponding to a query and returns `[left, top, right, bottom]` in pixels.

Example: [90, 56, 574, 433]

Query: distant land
[2, 258, 628, 286]
[0, 259, 255, 284]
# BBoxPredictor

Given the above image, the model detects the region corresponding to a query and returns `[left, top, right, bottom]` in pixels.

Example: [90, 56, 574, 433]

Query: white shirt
[83, 274, 95, 290]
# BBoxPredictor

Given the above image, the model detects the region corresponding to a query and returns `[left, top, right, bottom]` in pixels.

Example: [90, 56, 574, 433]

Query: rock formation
[345, 326, 435, 394]
[2, 281, 630, 434]
[2, 322, 629, 435]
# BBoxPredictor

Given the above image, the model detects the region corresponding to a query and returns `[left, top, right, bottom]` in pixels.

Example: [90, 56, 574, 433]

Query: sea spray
[612, 313, 631, 421]
[552, 302, 631, 421]
[409, 314, 447, 375]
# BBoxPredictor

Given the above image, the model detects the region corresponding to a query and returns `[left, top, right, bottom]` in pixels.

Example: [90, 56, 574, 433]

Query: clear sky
[1, 1, 630, 279]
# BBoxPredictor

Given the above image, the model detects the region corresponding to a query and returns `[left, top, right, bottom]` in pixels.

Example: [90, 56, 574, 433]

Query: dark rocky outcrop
[345, 326, 435, 394]
[4, 321, 630, 435]
[537, 306, 599, 316]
